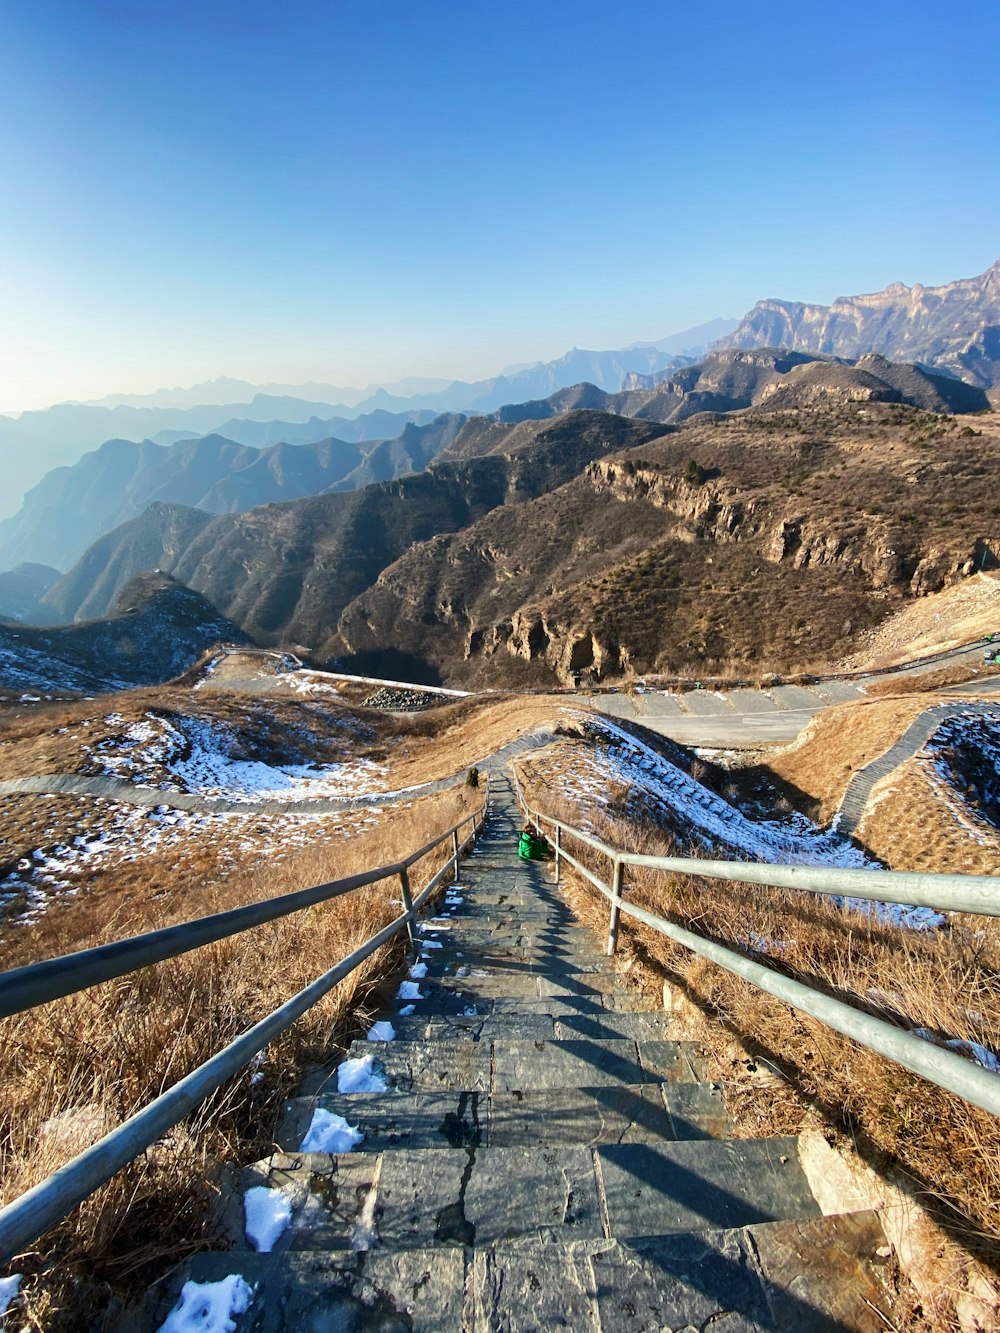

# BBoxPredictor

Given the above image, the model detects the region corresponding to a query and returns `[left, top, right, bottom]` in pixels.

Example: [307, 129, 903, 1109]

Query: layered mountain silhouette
[0, 321, 734, 519]
[721, 258, 1000, 389]
[0, 563, 60, 624]
[0, 417, 467, 573]
[4, 348, 983, 577]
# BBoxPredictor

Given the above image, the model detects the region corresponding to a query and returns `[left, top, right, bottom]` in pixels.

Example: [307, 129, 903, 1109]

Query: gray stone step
[211, 1136, 821, 1256]
[153, 1208, 894, 1332]
[334, 1038, 709, 1094]
[277, 1080, 731, 1154]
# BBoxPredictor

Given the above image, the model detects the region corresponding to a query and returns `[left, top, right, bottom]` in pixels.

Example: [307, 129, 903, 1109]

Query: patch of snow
[914, 1027, 1000, 1073]
[397, 1003, 416, 1016]
[408, 961, 428, 979]
[243, 1185, 294, 1252]
[300, 1107, 365, 1151]
[396, 980, 423, 1001]
[157, 1275, 255, 1333]
[421, 939, 443, 949]
[561, 713, 945, 932]
[336, 1054, 389, 1094]
[0, 1276, 22, 1319]
[367, 1020, 396, 1042]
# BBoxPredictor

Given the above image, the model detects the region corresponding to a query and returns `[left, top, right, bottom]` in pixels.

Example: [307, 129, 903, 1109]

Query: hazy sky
[2, 0, 998, 412]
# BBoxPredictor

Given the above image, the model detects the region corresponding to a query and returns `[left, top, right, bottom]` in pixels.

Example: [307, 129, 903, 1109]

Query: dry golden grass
[859, 759, 1000, 881]
[862, 664, 999, 697]
[515, 758, 1000, 1283]
[0, 684, 570, 793]
[0, 784, 479, 1329]
[842, 572, 1000, 672]
[769, 697, 937, 821]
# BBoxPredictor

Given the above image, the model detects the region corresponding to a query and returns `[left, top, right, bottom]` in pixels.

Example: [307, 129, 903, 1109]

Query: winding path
[834, 700, 1000, 837]
[0, 731, 556, 816]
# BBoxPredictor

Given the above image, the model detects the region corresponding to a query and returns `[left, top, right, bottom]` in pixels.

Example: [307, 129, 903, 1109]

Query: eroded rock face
[722, 259, 1000, 388]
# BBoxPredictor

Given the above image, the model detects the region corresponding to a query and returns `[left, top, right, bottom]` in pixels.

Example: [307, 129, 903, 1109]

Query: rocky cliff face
[334, 404, 1000, 687]
[721, 259, 1000, 388]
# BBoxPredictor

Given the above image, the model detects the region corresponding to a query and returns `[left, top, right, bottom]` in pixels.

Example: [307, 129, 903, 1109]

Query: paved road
[588, 641, 1000, 747]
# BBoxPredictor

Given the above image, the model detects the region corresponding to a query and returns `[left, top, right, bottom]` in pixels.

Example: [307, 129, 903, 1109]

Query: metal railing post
[607, 858, 624, 956]
[397, 867, 420, 956]
[554, 825, 562, 883]
[452, 829, 460, 881]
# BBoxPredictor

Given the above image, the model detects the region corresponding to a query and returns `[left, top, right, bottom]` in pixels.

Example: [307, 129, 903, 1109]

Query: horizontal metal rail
[512, 772, 1000, 1117]
[0, 784, 489, 1263]
[516, 783, 1000, 917]
[0, 807, 484, 1020]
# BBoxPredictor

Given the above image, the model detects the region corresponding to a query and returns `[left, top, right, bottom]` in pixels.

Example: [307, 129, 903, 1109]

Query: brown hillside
[335, 403, 1000, 686]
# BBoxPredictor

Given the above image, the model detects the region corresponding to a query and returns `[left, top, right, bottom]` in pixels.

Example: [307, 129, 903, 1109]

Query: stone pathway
[835, 700, 1000, 837]
[146, 772, 897, 1331]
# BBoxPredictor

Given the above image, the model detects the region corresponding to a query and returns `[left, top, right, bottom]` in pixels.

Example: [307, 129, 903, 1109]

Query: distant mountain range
[2, 348, 983, 581]
[19, 348, 989, 647]
[0, 416, 466, 573]
[9, 390, 996, 694]
[722, 257, 1000, 388]
[0, 319, 736, 519]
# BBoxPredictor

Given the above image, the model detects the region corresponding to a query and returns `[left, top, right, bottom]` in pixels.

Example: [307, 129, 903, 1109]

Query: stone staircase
[146, 773, 898, 1331]
[834, 700, 999, 837]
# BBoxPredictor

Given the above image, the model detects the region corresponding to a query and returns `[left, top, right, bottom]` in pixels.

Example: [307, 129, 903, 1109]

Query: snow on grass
[243, 1185, 295, 1252]
[89, 712, 388, 803]
[562, 715, 946, 931]
[366, 1020, 396, 1041]
[299, 1107, 365, 1151]
[0, 797, 380, 927]
[336, 1054, 389, 1094]
[922, 709, 1000, 844]
[0, 1276, 22, 1319]
[577, 716, 871, 868]
[158, 1275, 255, 1333]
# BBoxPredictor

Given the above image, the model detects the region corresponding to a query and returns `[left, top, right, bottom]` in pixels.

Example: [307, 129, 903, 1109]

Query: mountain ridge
[721, 258, 1000, 388]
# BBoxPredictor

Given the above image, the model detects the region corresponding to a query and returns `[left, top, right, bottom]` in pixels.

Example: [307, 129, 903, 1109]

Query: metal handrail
[0, 806, 485, 1020]
[512, 771, 1000, 1118]
[0, 781, 489, 1264]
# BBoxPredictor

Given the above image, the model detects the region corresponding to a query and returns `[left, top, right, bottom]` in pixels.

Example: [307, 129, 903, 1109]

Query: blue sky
[1, 0, 998, 410]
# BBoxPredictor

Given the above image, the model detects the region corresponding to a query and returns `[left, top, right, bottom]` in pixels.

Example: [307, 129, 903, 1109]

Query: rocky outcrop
[721, 259, 1000, 388]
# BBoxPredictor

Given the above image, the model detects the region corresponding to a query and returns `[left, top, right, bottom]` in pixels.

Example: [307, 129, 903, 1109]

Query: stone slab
[489, 1084, 675, 1148]
[637, 1039, 712, 1083]
[663, 1081, 733, 1140]
[553, 1012, 676, 1042]
[212, 1152, 379, 1253]
[278, 1092, 485, 1153]
[472, 1239, 598, 1331]
[346, 1040, 491, 1093]
[597, 1136, 821, 1238]
[156, 1246, 467, 1332]
[375, 1145, 604, 1248]
[590, 1230, 771, 1332]
[749, 1210, 896, 1332]
[493, 1039, 648, 1092]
